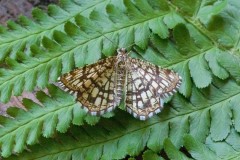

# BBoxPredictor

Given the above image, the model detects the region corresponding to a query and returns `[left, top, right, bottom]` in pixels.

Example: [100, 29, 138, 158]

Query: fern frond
[164, 139, 191, 160]
[184, 135, 219, 159]
[0, 0, 232, 103]
[4, 78, 240, 158]
[0, 0, 109, 61]
[1, 0, 240, 159]
[145, 133, 240, 159]
[142, 150, 163, 160]
[0, 85, 109, 158]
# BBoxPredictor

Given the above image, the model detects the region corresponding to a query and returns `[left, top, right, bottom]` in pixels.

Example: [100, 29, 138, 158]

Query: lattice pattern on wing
[125, 58, 182, 120]
[58, 48, 182, 120]
[59, 57, 123, 115]
[130, 58, 181, 97]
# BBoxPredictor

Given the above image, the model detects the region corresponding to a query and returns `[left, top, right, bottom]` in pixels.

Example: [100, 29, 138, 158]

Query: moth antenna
[125, 34, 152, 51]
[96, 31, 138, 51]
[96, 31, 117, 46]
[125, 42, 136, 50]
[103, 34, 116, 45]
[127, 51, 132, 56]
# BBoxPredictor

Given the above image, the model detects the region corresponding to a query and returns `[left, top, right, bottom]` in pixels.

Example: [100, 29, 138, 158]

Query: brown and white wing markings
[59, 57, 122, 115]
[126, 58, 181, 120]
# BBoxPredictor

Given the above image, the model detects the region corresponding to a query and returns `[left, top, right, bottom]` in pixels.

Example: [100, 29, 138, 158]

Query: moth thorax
[117, 48, 128, 61]
[116, 61, 126, 70]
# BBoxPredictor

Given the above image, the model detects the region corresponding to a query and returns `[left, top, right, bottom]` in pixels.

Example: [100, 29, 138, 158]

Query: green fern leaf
[205, 128, 240, 159]
[189, 54, 212, 88]
[0, 0, 229, 102]
[184, 135, 219, 160]
[218, 52, 240, 82]
[1, 0, 240, 159]
[0, 0, 108, 61]
[3, 77, 240, 158]
[205, 48, 229, 80]
[164, 138, 191, 160]
[0, 85, 105, 158]
[142, 150, 163, 160]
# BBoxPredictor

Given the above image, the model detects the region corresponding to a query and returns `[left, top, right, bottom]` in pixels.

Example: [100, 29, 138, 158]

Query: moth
[58, 48, 181, 120]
